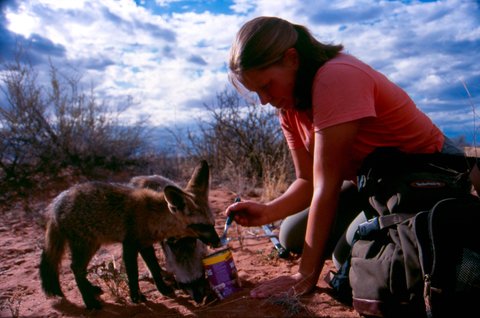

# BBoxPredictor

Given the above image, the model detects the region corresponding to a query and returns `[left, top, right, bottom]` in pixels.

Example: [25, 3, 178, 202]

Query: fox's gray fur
[161, 237, 209, 302]
[128, 174, 211, 303]
[129, 174, 176, 192]
[39, 160, 219, 309]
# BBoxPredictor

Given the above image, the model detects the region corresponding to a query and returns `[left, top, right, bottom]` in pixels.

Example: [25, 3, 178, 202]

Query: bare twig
[462, 80, 478, 155]
[265, 292, 313, 317]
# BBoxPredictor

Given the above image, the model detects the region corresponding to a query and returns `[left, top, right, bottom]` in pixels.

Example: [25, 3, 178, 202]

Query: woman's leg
[331, 211, 367, 270]
[279, 181, 364, 257]
[278, 207, 308, 254]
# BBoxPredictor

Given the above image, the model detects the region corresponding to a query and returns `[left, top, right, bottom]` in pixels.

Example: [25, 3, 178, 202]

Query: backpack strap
[356, 213, 414, 240]
[378, 213, 413, 229]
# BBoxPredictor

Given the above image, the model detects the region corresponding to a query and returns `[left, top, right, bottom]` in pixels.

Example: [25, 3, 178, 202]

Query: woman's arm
[297, 120, 359, 290]
[249, 120, 359, 298]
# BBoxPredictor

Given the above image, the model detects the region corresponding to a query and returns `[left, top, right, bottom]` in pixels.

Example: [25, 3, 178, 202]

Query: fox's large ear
[186, 160, 209, 195]
[164, 185, 186, 214]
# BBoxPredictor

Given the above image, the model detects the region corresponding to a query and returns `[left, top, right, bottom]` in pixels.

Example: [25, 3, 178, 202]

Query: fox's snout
[187, 224, 221, 248]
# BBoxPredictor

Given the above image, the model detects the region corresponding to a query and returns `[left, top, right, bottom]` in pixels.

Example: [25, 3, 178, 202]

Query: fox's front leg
[122, 241, 146, 303]
[139, 245, 174, 296]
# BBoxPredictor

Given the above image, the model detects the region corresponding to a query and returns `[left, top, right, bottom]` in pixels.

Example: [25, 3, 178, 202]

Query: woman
[225, 16, 463, 299]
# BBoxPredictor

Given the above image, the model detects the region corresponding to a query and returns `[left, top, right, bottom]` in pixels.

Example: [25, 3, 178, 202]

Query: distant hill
[464, 147, 480, 157]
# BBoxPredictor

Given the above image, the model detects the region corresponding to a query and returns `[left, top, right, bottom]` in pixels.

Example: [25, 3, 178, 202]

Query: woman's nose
[258, 91, 270, 105]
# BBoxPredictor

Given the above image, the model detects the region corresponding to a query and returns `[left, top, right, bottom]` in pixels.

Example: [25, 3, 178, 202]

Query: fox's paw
[84, 297, 102, 310]
[157, 284, 175, 297]
[45, 290, 65, 298]
[89, 285, 103, 296]
[131, 292, 147, 303]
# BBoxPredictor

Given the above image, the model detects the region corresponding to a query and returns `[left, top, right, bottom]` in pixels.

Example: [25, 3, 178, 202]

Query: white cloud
[5, 3, 39, 37]
[2, 0, 479, 140]
[230, 0, 255, 14]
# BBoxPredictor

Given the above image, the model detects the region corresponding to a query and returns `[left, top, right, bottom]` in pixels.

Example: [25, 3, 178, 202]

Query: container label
[203, 248, 241, 300]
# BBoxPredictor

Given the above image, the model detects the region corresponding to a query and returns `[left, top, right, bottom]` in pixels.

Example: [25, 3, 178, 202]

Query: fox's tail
[39, 220, 66, 297]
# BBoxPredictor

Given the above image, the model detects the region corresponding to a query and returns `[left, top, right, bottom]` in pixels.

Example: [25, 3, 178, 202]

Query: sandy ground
[0, 187, 360, 318]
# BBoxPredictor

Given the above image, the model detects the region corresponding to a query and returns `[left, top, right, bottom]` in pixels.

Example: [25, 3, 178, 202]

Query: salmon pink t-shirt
[280, 53, 444, 180]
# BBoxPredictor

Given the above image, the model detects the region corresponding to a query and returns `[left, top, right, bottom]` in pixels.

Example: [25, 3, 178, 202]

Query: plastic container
[202, 248, 241, 300]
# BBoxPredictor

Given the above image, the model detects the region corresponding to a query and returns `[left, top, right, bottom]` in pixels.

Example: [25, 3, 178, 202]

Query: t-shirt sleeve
[312, 63, 377, 131]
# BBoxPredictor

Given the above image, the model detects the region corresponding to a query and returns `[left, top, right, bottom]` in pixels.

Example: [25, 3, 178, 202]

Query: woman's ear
[282, 48, 299, 69]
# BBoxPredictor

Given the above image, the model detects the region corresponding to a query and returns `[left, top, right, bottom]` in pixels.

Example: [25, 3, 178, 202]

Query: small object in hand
[219, 197, 240, 245]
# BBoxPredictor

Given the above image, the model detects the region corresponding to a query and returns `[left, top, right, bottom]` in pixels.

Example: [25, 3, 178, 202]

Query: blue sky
[1, 0, 480, 143]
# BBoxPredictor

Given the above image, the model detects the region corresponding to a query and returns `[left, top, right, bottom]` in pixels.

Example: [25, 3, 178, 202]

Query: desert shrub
[0, 286, 26, 318]
[171, 89, 294, 199]
[0, 53, 150, 204]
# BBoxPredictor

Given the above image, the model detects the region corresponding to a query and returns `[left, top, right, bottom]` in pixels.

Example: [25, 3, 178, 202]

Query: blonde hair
[229, 17, 297, 74]
[229, 16, 343, 110]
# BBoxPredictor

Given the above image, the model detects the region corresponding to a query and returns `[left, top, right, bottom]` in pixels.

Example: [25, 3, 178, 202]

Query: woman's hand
[250, 272, 317, 298]
[225, 200, 270, 227]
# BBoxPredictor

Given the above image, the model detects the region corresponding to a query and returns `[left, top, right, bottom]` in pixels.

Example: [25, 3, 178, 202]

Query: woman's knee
[331, 211, 367, 269]
[279, 208, 308, 254]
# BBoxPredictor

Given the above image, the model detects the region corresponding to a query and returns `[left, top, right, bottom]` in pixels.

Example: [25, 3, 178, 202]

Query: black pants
[278, 181, 365, 269]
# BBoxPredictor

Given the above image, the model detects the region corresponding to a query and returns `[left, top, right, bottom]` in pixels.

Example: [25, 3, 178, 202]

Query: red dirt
[0, 187, 360, 318]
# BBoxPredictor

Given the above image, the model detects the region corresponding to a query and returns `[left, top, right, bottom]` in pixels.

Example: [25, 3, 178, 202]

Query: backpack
[349, 197, 480, 318]
[328, 148, 480, 318]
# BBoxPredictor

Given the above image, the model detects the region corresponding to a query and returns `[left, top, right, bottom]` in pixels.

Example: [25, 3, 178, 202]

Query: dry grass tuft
[265, 292, 313, 317]
[90, 255, 129, 304]
[0, 286, 27, 318]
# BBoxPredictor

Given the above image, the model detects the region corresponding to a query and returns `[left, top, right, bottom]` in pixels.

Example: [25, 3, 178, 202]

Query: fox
[39, 160, 220, 309]
[129, 174, 212, 303]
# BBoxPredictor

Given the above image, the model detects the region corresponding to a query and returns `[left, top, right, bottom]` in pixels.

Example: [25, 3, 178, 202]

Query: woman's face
[240, 48, 298, 111]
